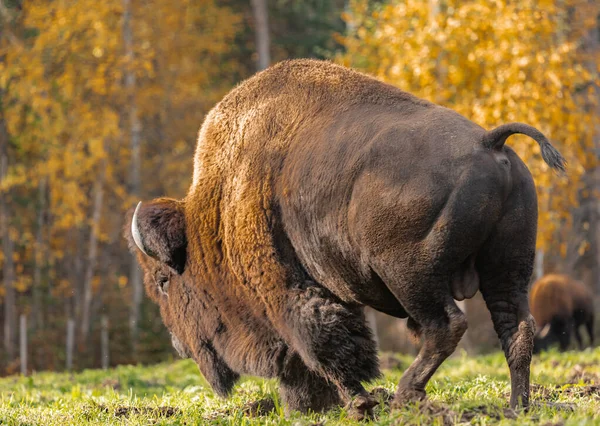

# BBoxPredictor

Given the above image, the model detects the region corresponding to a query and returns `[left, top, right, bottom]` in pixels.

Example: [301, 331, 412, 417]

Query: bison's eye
[156, 273, 170, 295]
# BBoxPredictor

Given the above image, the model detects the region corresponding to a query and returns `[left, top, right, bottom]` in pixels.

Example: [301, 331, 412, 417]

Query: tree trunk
[101, 315, 109, 370]
[582, 11, 599, 294]
[129, 261, 142, 353]
[32, 177, 46, 331]
[123, 0, 143, 353]
[0, 93, 16, 363]
[73, 227, 83, 330]
[534, 250, 544, 281]
[564, 5, 600, 292]
[19, 314, 26, 376]
[80, 161, 106, 343]
[66, 318, 75, 371]
[250, 0, 271, 71]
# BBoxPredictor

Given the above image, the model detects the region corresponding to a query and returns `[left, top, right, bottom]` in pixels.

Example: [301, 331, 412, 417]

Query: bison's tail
[482, 122, 567, 173]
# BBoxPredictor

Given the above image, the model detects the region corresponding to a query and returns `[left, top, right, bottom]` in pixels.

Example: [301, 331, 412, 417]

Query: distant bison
[530, 274, 595, 353]
[125, 59, 565, 417]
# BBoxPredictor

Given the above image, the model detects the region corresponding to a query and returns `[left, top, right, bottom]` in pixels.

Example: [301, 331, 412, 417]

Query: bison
[125, 59, 565, 418]
[530, 274, 595, 353]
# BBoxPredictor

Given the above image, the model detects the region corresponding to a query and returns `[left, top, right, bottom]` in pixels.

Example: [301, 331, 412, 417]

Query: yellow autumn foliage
[1, 0, 241, 296]
[338, 0, 599, 253]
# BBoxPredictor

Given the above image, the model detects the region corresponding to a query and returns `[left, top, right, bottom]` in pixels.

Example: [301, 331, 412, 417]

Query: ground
[1, 348, 599, 425]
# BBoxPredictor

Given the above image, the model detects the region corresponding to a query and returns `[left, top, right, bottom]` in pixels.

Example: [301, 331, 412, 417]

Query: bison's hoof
[345, 394, 378, 421]
[391, 388, 427, 409]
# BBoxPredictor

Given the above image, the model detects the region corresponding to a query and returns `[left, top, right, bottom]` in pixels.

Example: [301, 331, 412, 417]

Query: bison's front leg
[280, 286, 379, 420]
[278, 352, 341, 414]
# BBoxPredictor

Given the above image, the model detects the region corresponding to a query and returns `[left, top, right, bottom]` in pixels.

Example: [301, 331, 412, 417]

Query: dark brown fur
[125, 59, 565, 415]
[530, 274, 595, 353]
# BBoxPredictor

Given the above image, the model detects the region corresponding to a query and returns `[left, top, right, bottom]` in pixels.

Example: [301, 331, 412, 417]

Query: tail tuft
[540, 142, 567, 173]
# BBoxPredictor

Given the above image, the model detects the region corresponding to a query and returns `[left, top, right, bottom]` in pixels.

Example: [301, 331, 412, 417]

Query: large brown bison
[530, 274, 595, 353]
[125, 59, 565, 418]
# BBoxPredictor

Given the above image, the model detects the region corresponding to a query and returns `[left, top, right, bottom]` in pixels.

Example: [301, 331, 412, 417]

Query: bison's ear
[124, 198, 187, 274]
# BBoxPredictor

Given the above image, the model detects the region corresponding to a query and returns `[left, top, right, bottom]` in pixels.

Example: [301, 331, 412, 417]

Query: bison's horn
[538, 323, 551, 339]
[131, 201, 150, 256]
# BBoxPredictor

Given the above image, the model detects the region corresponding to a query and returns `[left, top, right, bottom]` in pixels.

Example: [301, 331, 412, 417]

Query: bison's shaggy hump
[191, 59, 432, 185]
[188, 59, 438, 302]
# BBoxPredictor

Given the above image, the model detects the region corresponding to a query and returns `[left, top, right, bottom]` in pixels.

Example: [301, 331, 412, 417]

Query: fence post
[66, 318, 75, 371]
[101, 315, 109, 370]
[20, 314, 27, 376]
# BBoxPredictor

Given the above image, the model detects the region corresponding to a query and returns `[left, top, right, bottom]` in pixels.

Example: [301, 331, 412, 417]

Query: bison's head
[128, 199, 187, 274]
[124, 198, 190, 358]
[532, 323, 555, 354]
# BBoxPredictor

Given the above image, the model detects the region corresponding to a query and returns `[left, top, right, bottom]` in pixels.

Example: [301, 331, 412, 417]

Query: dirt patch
[459, 405, 517, 422]
[112, 406, 180, 418]
[205, 396, 277, 420]
[391, 401, 456, 426]
[567, 364, 600, 384]
[390, 401, 454, 426]
[532, 382, 599, 398]
[530, 400, 576, 412]
[415, 401, 456, 426]
[530, 383, 564, 400]
[529, 383, 592, 407]
[241, 397, 277, 417]
[562, 385, 600, 397]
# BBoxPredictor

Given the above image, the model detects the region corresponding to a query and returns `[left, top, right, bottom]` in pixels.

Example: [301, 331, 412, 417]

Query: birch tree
[122, 0, 144, 353]
[251, 0, 271, 70]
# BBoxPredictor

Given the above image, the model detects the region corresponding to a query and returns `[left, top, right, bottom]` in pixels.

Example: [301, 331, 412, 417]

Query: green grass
[1, 348, 599, 425]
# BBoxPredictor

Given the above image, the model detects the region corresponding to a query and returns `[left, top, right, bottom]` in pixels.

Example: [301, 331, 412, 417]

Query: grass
[1, 348, 599, 425]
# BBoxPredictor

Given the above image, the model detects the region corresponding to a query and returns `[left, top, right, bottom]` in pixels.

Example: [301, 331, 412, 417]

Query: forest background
[0, 0, 598, 374]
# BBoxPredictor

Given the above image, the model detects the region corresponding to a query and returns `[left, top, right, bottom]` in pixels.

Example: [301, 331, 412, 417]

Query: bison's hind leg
[477, 219, 536, 407]
[573, 322, 584, 350]
[374, 271, 468, 407]
[553, 317, 573, 351]
[478, 268, 535, 409]
[585, 317, 595, 347]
